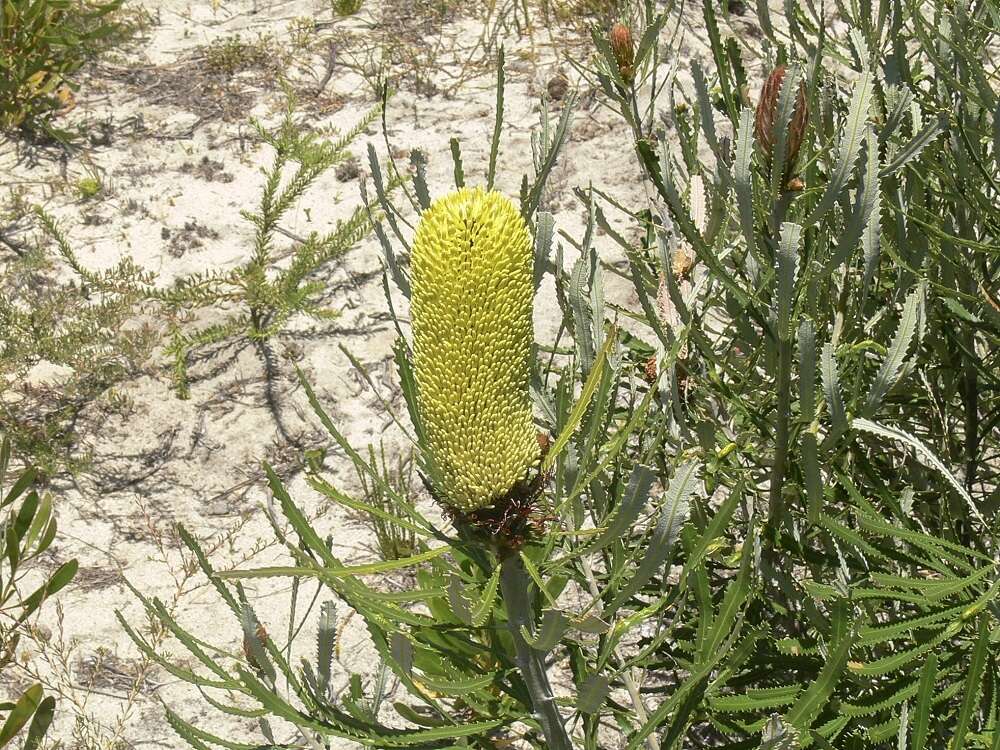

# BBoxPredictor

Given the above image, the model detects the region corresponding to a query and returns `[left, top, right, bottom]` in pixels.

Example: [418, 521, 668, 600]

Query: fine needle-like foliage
[44, 97, 386, 398]
[0, 213, 155, 475]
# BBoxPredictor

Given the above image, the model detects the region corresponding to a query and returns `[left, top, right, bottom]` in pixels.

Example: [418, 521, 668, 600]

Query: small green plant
[0, 0, 125, 137]
[0, 220, 154, 475]
[0, 435, 78, 744]
[350, 443, 420, 561]
[331, 0, 362, 16]
[202, 32, 285, 76]
[48, 98, 389, 398]
[75, 176, 101, 200]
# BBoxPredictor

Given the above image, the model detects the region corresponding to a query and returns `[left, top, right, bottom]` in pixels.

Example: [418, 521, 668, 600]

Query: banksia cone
[609, 23, 636, 84]
[410, 187, 539, 513]
[243, 622, 268, 671]
[754, 65, 808, 186]
[643, 355, 657, 384]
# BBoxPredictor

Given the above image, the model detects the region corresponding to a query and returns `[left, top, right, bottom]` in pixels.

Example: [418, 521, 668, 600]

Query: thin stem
[768, 335, 793, 532]
[581, 557, 656, 750]
[623, 669, 657, 750]
[499, 552, 573, 750]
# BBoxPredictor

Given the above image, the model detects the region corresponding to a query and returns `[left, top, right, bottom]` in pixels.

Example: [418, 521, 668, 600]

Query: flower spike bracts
[410, 187, 539, 513]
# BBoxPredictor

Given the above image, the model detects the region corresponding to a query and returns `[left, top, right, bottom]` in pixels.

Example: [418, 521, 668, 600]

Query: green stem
[499, 552, 573, 750]
[768, 335, 793, 532]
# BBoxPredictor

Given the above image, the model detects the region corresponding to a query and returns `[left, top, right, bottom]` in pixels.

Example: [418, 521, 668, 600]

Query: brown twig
[315, 42, 339, 97]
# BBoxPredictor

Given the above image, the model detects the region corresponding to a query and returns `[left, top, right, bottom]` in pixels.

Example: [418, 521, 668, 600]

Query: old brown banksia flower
[609, 22, 636, 84]
[754, 65, 808, 188]
[243, 622, 269, 671]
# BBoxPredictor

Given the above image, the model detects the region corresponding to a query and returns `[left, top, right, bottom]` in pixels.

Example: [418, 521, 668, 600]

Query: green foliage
[75, 176, 101, 200]
[351, 442, 422, 561]
[49, 99, 386, 398]
[331, 0, 363, 16]
[0, 213, 154, 475]
[0, 0, 125, 137]
[122, 2, 1000, 748]
[202, 32, 286, 76]
[581, 0, 1000, 745]
[0, 435, 78, 745]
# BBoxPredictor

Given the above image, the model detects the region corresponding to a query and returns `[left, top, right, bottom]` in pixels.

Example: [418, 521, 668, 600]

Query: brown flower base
[434, 434, 555, 553]
[450, 482, 546, 552]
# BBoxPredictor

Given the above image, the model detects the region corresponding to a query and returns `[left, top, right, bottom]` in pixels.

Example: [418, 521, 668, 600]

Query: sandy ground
[0, 0, 770, 745]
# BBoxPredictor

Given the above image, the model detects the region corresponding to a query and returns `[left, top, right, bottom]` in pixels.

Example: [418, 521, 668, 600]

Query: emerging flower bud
[754, 65, 808, 187]
[609, 23, 636, 84]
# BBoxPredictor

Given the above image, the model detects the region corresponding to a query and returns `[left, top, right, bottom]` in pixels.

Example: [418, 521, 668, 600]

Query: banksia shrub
[609, 22, 635, 84]
[753, 65, 808, 185]
[410, 187, 539, 513]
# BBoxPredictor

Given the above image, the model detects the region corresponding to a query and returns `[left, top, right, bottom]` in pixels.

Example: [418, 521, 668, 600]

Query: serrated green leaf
[865, 287, 921, 412]
[471, 565, 502, 627]
[523, 608, 571, 652]
[776, 222, 802, 339]
[605, 461, 698, 615]
[847, 623, 957, 677]
[581, 463, 654, 554]
[853, 418, 983, 524]
[880, 113, 946, 177]
[952, 616, 991, 750]
[821, 342, 849, 441]
[577, 673, 611, 714]
[415, 671, 496, 695]
[911, 653, 938, 750]
[734, 108, 757, 264]
[543, 332, 612, 472]
[710, 685, 803, 713]
[803, 71, 874, 228]
[785, 601, 854, 731]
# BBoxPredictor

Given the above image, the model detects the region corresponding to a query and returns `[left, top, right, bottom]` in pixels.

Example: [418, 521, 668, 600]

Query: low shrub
[47, 99, 386, 399]
[0, 0, 126, 138]
[119, 1, 1000, 748]
[0, 214, 154, 476]
[0, 435, 78, 744]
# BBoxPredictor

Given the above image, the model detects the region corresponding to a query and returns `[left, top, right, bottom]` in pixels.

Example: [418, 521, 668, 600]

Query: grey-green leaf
[578, 673, 611, 715]
[865, 286, 921, 412]
[803, 71, 874, 228]
[584, 464, 655, 554]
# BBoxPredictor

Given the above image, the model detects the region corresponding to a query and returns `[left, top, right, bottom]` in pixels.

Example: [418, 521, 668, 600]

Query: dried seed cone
[411, 187, 539, 513]
[754, 65, 808, 184]
[243, 623, 268, 671]
[609, 23, 636, 84]
[643, 355, 657, 384]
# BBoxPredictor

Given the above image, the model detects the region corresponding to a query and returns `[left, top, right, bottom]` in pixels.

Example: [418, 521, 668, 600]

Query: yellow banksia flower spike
[410, 187, 539, 513]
